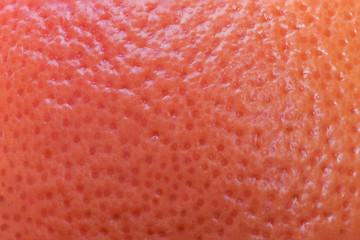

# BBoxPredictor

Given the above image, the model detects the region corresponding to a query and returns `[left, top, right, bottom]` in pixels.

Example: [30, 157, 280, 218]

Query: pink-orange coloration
[1, 0, 360, 239]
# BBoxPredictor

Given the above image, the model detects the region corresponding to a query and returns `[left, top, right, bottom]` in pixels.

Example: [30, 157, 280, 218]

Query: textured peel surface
[2, 0, 360, 239]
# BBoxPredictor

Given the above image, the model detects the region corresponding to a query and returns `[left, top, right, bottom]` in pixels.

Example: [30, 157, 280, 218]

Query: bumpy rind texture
[2, 0, 360, 239]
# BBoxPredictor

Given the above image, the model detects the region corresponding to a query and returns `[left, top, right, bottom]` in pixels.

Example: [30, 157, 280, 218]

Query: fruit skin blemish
[1, 0, 360, 239]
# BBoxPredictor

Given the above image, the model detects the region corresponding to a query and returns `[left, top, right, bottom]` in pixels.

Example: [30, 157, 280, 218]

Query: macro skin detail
[2, 0, 360, 239]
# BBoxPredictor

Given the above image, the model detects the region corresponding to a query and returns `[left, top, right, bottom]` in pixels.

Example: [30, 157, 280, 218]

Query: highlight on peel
[2, 0, 360, 239]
